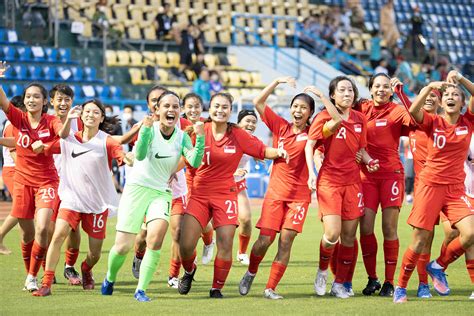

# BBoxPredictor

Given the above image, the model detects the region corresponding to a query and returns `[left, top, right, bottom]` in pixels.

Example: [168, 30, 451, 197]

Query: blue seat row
[1, 45, 73, 63]
[4, 64, 99, 83]
[3, 84, 122, 100]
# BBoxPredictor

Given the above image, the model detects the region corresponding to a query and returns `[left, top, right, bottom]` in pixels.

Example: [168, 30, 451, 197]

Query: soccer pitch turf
[0, 204, 472, 315]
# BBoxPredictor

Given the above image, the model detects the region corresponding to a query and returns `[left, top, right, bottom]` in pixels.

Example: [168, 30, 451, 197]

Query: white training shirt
[234, 154, 251, 182]
[464, 134, 474, 198]
[170, 118, 187, 198]
[54, 118, 80, 174]
[58, 130, 119, 214]
[2, 121, 15, 167]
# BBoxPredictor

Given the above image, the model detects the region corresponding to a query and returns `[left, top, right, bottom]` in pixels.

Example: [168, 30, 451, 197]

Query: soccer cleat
[263, 288, 283, 300]
[201, 240, 215, 265]
[167, 276, 179, 289]
[343, 282, 354, 297]
[470, 291, 474, 300]
[313, 269, 328, 296]
[209, 288, 224, 298]
[239, 271, 256, 296]
[132, 255, 142, 279]
[379, 281, 394, 297]
[178, 266, 196, 295]
[134, 290, 151, 302]
[101, 278, 114, 295]
[24, 275, 39, 292]
[32, 286, 51, 297]
[64, 266, 82, 285]
[393, 286, 407, 303]
[237, 252, 250, 266]
[362, 277, 381, 296]
[82, 269, 95, 290]
[426, 261, 450, 296]
[417, 283, 432, 298]
[330, 282, 350, 299]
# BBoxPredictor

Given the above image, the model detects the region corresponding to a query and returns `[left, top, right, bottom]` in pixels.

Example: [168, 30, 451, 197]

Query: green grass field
[1, 204, 472, 315]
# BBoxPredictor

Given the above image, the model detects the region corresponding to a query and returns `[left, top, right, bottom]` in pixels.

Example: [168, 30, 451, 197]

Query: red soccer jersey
[409, 128, 429, 176]
[309, 109, 367, 186]
[354, 99, 412, 179]
[418, 110, 474, 185]
[190, 122, 266, 196]
[261, 106, 312, 201]
[6, 104, 62, 186]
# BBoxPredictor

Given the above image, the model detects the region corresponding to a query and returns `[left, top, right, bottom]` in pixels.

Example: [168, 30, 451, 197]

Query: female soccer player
[238, 77, 314, 300]
[0, 65, 63, 292]
[234, 109, 259, 265]
[178, 92, 288, 299]
[305, 77, 379, 299]
[355, 73, 413, 297]
[182, 92, 215, 264]
[393, 73, 474, 303]
[33, 99, 128, 296]
[102, 91, 205, 302]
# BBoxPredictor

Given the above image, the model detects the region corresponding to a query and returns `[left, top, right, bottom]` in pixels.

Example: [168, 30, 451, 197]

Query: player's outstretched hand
[31, 140, 45, 154]
[67, 106, 82, 120]
[366, 159, 379, 173]
[143, 115, 153, 127]
[124, 152, 134, 166]
[303, 86, 324, 99]
[446, 70, 461, 84]
[355, 149, 363, 164]
[390, 77, 403, 88]
[234, 168, 248, 178]
[307, 172, 317, 191]
[428, 81, 455, 91]
[194, 121, 204, 136]
[0, 61, 9, 78]
[278, 147, 289, 163]
[276, 76, 296, 88]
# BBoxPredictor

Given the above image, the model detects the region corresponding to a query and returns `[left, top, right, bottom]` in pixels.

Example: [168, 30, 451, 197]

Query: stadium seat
[95, 85, 110, 99]
[43, 66, 57, 81]
[129, 51, 143, 66]
[44, 47, 58, 62]
[106, 50, 118, 66]
[142, 51, 156, 66]
[82, 85, 96, 98]
[2, 46, 16, 62]
[116, 50, 130, 66]
[4, 64, 15, 79]
[31, 46, 46, 62]
[59, 48, 71, 63]
[110, 85, 122, 99]
[8, 84, 24, 97]
[70, 66, 83, 81]
[17, 46, 33, 61]
[167, 52, 180, 68]
[155, 52, 169, 68]
[84, 67, 97, 81]
[27, 65, 42, 80]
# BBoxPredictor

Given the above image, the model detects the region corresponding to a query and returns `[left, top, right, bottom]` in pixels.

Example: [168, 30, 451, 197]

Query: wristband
[367, 159, 376, 168]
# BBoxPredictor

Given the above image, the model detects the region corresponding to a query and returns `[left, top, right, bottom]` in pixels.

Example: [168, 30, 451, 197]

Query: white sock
[431, 260, 443, 269]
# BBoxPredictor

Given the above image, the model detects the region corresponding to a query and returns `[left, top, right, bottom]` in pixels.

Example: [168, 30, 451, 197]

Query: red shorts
[11, 182, 58, 219]
[2, 166, 14, 194]
[58, 208, 108, 239]
[256, 198, 309, 233]
[236, 179, 247, 193]
[51, 196, 61, 222]
[362, 177, 404, 211]
[408, 182, 474, 231]
[317, 183, 364, 221]
[186, 195, 239, 229]
[171, 195, 187, 216]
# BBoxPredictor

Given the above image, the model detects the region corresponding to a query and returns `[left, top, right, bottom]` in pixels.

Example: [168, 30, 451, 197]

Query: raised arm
[410, 81, 453, 123]
[0, 137, 15, 148]
[0, 62, 11, 113]
[253, 77, 296, 116]
[113, 121, 142, 144]
[58, 106, 82, 139]
[447, 70, 474, 114]
[135, 116, 154, 161]
[181, 122, 205, 168]
[304, 86, 342, 136]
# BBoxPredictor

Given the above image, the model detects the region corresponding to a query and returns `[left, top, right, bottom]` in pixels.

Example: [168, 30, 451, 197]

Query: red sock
[346, 238, 359, 283]
[360, 234, 378, 279]
[181, 254, 196, 273]
[42, 270, 55, 288]
[238, 234, 251, 254]
[266, 262, 287, 290]
[201, 229, 213, 246]
[319, 240, 335, 271]
[466, 259, 474, 283]
[212, 257, 232, 289]
[248, 251, 264, 275]
[65, 248, 80, 266]
[329, 242, 340, 277]
[383, 239, 399, 284]
[81, 260, 93, 273]
[397, 248, 420, 288]
[135, 249, 146, 260]
[436, 237, 466, 268]
[335, 245, 353, 284]
[169, 259, 181, 278]
[417, 253, 430, 284]
[21, 241, 34, 273]
[29, 241, 47, 277]
[439, 241, 448, 259]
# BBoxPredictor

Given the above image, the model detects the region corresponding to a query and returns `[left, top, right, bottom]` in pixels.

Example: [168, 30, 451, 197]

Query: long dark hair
[22, 82, 49, 114]
[205, 92, 237, 132]
[80, 99, 121, 134]
[328, 76, 359, 106]
[146, 85, 168, 103]
[290, 93, 315, 125]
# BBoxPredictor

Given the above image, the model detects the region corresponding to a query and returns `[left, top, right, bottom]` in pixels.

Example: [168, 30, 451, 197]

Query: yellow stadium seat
[239, 72, 251, 86]
[143, 6, 159, 21]
[157, 69, 169, 83]
[220, 71, 229, 85]
[129, 5, 143, 21]
[227, 55, 238, 68]
[105, 50, 117, 66]
[140, 20, 157, 41]
[142, 51, 156, 66]
[184, 69, 196, 81]
[112, 3, 128, 21]
[240, 88, 253, 98]
[155, 52, 169, 67]
[204, 30, 217, 44]
[167, 52, 181, 68]
[116, 50, 130, 66]
[129, 51, 143, 66]
[227, 71, 241, 86]
[126, 21, 142, 40]
[228, 88, 241, 100]
[129, 68, 143, 85]
[250, 72, 262, 86]
[204, 54, 218, 68]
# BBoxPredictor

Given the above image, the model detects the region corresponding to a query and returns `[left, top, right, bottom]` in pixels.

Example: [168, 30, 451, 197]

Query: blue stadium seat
[12, 65, 27, 80]
[0, 29, 6, 42]
[71, 66, 83, 81]
[9, 84, 23, 97]
[44, 47, 58, 62]
[17, 46, 32, 61]
[31, 46, 46, 62]
[84, 67, 96, 81]
[71, 85, 84, 99]
[2, 46, 16, 61]
[95, 85, 110, 99]
[27, 65, 42, 80]
[43, 66, 57, 81]
[82, 85, 96, 98]
[4, 65, 15, 79]
[58, 48, 71, 63]
[109, 86, 122, 99]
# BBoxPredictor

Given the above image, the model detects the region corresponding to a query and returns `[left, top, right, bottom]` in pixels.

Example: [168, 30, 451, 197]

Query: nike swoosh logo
[390, 197, 399, 201]
[71, 149, 93, 158]
[155, 153, 172, 159]
[92, 229, 102, 233]
[227, 216, 236, 220]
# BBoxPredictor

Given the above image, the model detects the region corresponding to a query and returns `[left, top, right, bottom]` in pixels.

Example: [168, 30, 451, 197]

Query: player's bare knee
[340, 234, 355, 246]
[382, 226, 397, 240]
[461, 232, 474, 248]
